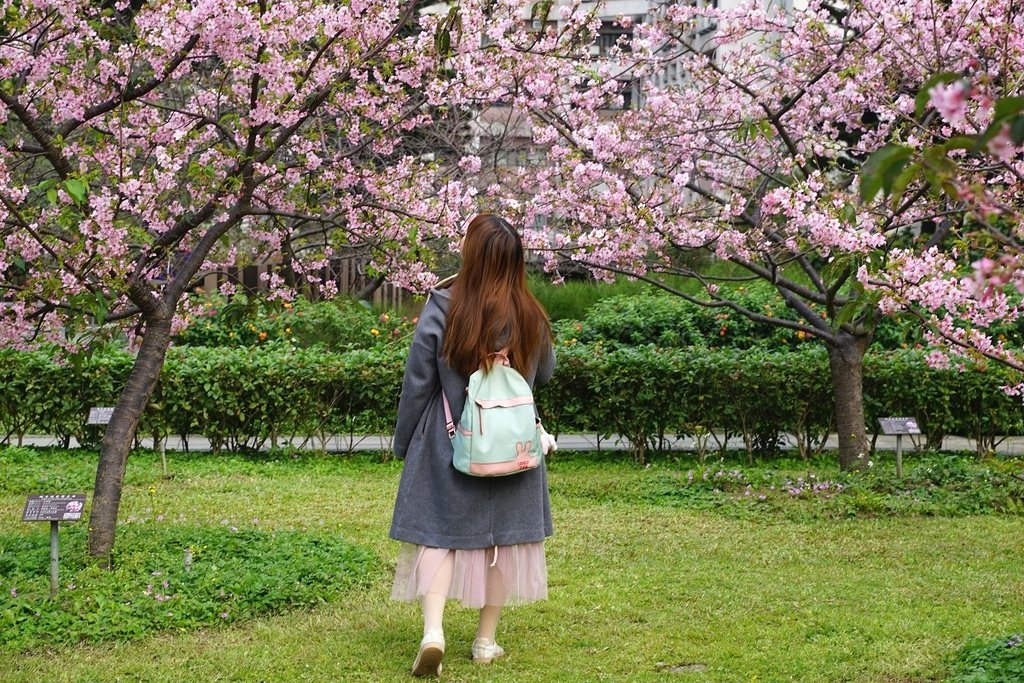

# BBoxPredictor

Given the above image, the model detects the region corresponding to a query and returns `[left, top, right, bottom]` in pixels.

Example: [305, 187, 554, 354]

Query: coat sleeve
[393, 322, 441, 460]
[535, 336, 556, 387]
[531, 336, 556, 422]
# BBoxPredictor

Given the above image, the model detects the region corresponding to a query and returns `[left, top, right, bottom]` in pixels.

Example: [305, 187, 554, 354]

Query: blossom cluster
[0, 0, 599, 348]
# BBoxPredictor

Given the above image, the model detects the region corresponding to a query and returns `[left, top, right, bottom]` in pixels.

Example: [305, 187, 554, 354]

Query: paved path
[14, 433, 1024, 455]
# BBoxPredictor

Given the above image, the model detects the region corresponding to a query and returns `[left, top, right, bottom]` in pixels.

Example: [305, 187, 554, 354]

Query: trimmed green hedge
[0, 345, 406, 452]
[1, 344, 1021, 458]
[539, 344, 1023, 461]
[571, 291, 1024, 352]
[576, 289, 803, 349]
[172, 294, 416, 350]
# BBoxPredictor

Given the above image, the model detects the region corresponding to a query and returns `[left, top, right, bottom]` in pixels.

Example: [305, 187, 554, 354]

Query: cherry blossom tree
[485, 0, 1022, 470]
[859, 87, 1024, 385]
[0, 0, 596, 562]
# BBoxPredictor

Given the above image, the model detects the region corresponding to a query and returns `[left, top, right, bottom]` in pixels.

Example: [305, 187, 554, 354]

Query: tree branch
[0, 91, 72, 178]
[55, 35, 201, 139]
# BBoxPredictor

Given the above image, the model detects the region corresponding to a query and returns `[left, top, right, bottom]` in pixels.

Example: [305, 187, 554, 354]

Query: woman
[389, 213, 556, 676]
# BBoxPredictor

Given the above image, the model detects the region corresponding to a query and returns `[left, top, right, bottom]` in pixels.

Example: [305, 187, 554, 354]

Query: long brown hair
[442, 214, 551, 377]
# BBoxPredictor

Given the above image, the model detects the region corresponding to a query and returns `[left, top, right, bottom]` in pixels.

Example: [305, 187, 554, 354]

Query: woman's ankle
[421, 629, 445, 646]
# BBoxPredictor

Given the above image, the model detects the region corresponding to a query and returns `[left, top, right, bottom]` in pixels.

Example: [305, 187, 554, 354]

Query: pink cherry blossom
[928, 81, 969, 127]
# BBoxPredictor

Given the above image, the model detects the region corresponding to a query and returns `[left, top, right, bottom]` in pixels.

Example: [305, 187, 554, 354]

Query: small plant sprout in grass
[949, 633, 1024, 683]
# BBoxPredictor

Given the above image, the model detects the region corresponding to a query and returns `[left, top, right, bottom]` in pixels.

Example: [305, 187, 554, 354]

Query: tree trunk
[828, 333, 871, 471]
[88, 316, 173, 566]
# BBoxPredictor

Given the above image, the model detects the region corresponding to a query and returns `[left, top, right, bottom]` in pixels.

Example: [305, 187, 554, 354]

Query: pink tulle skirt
[391, 542, 548, 609]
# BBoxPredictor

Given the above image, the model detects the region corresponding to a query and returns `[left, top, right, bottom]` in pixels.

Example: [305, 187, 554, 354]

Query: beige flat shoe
[471, 638, 505, 664]
[412, 631, 444, 677]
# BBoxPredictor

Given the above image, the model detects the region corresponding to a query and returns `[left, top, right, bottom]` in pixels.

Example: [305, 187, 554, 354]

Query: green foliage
[573, 289, 822, 350]
[527, 273, 650, 321]
[860, 143, 914, 203]
[948, 634, 1024, 683]
[562, 288, 1024, 354]
[0, 447, 98, 494]
[863, 85, 1024, 207]
[872, 311, 927, 349]
[4, 342, 1024, 460]
[0, 347, 132, 448]
[0, 524, 374, 651]
[613, 452, 1024, 520]
[156, 345, 406, 450]
[0, 346, 405, 453]
[537, 344, 1024, 461]
[537, 344, 830, 460]
[829, 455, 1024, 517]
[159, 345, 335, 451]
[174, 294, 415, 351]
[864, 351, 1024, 455]
[576, 292, 705, 347]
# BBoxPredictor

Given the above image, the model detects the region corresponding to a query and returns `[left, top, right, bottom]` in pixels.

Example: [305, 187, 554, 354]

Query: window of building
[596, 21, 632, 57]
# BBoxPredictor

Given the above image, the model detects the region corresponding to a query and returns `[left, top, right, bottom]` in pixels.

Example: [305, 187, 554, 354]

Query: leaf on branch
[531, 0, 553, 24]
[1010, 117, 1024, 146]
[834, 290, 880, 330]
[64, 178, 88, 204]
[840, 202, 856, 225]
[833, 298, 863, 328]
[860, 144, 912, 203]
[820, 254, 855, 287]
[92, 292, 109, 327]
[435, 27, 450, 57]
[921, 146, 957, 197]
[977, 97, 1024, 148]
[993, 96, 1024, 122]
[434, 6, 461, 59]
[888, 161, 920, 209]
[942, 136, 979, 153]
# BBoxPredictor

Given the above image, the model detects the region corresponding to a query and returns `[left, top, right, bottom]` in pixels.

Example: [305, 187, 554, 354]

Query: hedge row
[1, 345, 1021, 458]
[173, 294, 416, 349]
[566, 291, 1024, 351]
[542, 344, 1024, 460]
[0, 346, 405, 452]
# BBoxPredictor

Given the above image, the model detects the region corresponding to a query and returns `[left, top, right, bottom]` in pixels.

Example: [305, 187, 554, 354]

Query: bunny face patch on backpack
[445, 352, 542, 477]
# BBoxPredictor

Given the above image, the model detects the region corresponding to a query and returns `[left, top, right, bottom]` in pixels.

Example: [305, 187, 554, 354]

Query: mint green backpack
[442, 350, 543, 476]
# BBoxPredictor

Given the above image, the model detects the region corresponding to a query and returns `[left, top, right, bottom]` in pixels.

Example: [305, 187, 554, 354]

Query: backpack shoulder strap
[441, 392, 456, 439]
[489, 348, 511, 367]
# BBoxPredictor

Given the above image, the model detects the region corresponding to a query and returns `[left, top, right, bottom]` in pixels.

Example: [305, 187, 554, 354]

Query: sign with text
[87, 407, 114, 425]
[877, 417, 922, 435]
[22, 494, 87, 522]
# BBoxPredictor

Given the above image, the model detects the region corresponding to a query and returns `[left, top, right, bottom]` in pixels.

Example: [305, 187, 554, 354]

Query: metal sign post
[22, 494, 86, 597]
[49, 520, 59, 596]
[877, 417, 922, 478]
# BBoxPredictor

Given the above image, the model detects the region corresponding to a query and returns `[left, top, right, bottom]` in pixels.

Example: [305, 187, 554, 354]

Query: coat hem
[389, 524, 551, 550]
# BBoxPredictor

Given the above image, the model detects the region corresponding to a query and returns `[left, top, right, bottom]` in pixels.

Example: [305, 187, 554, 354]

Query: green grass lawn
[0, 449, 1022, 682]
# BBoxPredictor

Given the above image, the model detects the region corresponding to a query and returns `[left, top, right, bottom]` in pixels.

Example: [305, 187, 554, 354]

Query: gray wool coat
[389, 288, 555, 549]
